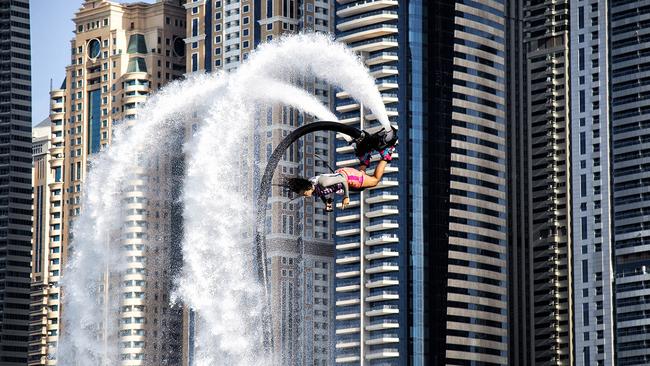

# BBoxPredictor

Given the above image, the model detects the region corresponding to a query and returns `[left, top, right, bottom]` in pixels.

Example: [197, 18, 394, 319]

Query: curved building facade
[334, 0, 508, 364]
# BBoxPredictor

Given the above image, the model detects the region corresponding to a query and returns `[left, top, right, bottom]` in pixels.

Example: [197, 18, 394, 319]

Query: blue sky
[30, 0, 153, 124]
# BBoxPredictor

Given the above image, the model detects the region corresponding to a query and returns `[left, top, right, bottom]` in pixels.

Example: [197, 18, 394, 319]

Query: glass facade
[88, 89, 102, 154]
[611, 1, 650, 364]
[127, 34, 148, 54]
[126, 57, 147, 73]
[334, 0, 508, 364]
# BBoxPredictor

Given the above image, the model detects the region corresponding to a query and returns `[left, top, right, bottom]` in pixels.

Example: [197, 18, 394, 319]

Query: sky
[30, 0, 154, 124]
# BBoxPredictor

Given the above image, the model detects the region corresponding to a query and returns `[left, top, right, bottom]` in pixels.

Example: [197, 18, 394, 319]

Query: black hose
[254, 121, 362, 355]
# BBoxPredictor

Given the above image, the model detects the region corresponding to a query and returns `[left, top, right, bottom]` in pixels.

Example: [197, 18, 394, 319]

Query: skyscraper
[0, 1, 32, 365]
[569, 1, 615, 365]
[511, 1, 621, 365]
[35, 1, 186, 364]
[185, 1, 336, 364]
[521, 0, 574, 364]
[610, 1, 650, 364]
[334, 1, 508, 364]
[29, 118, 52, 365]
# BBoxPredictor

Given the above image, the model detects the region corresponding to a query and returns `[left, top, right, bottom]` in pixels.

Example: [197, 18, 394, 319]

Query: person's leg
[356, 151, 371, 171]
[361, 160, 388, 188]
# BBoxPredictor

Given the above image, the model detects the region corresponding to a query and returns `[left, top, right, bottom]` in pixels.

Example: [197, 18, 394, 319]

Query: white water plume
[241, 33, 391, 129]
[58, 33, 387, 365]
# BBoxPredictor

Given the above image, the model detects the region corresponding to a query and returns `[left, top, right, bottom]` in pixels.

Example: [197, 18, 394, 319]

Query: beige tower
[184, 1, 335, 364]
[29, 118, 53, 366]
[31, 1, 187, 365]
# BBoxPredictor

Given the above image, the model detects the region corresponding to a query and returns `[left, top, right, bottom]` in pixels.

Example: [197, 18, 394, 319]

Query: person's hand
[341, 197, 350, 209]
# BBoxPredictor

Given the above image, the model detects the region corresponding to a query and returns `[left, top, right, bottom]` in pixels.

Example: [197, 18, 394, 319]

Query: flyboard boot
[353, 126, 398, 166]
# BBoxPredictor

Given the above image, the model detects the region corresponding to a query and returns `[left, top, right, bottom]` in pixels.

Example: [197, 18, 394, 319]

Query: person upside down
[286, 143, 396, 211]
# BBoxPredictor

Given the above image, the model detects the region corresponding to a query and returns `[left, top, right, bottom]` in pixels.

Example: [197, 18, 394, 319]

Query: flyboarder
[285, 126, 397, 211]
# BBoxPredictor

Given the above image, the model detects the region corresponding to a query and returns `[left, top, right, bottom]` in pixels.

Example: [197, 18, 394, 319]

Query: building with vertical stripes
[569, 1, 615, 365]
[610, 1, 650, 364]
[28, 118, 52, 365]
[0, 0, 32, 365]
[519, 0, 574, 364]
[334, 1, 509, 364]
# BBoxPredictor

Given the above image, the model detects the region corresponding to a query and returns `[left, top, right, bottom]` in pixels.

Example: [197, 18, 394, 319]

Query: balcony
[366, 290, 399, 302]
[336, 213, 361, 223]
[336, 241, 360, 250]
[336, 101, 361, 113]
[336, 268, 361, 279]
[366, 219, 398, 232]
[336, 326, 361, 335]
[337, 10, 398, 32]
[366, 333, 399, 345]
[370, 65, 399, 79]
[365, 205, 398, 218]
[336, 156, 362, 167]
[366, 51, 399, 66]
[335, 309, 361, 321]
[338, 114, 361, 125]
[336, 295, 361, 307]
[335, 339, 361, 349]
[366, 234, 398, 246]
[365, 191, 398, 204]
[365, 318, 399, 331]
[337, 23, 398, 43]
[366, 304, 399, 317]
[336, 225, 361, 237]
[336, 253, 361, 265]
[337, 0, 398, 17]
[336, 354, 361, 363]
[366, 248, 398, 260]
[365, 262, 399, 274]
[365, 275, 399, 288]
[376, 78, 399, 91]
[336, 144, 356, 155]
[366, 348, 399, 360]
[349, 37, 398, 53]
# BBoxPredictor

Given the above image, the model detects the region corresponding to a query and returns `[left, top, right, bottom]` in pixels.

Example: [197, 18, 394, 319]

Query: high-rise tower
[610, 1, 650, 364]
[35, 1, 186, 365]
[0, 1, 32, 365]
[569, 1, 615, 365]
[334, 1, 509, 364]
[29, 118, 53, 366]
[521, 0, 574, 364]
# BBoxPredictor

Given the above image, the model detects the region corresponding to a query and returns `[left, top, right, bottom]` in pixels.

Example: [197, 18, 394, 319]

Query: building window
[191, 53, 198, 72]
[192, 18, 199, 37]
